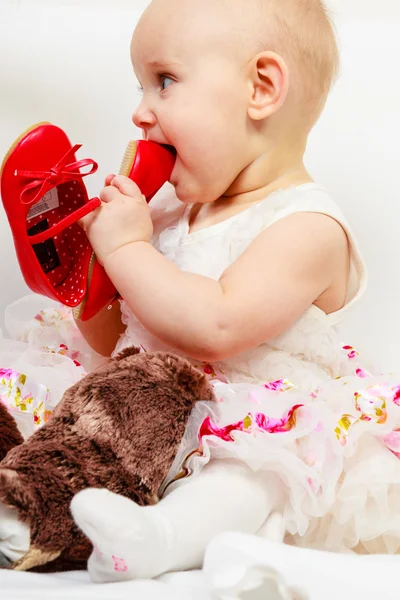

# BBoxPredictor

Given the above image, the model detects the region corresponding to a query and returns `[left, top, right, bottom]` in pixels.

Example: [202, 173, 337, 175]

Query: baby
[3, 0, 400, 592]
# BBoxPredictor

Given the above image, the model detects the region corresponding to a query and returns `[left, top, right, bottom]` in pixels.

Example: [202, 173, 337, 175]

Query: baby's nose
[132, 100, 157, 131]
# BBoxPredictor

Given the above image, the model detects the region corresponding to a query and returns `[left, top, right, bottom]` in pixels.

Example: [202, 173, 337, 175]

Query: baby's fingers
[110, 175, 145, 201]
[104, 174, 116, 186]
[78, 210, 96, 232]
[100, 185, 120, 203]
[77, 201, 104, 230]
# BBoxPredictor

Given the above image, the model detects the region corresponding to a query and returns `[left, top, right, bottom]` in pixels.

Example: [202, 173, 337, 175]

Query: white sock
[71, 459, 273, 583]
[0, 502, 30, 566]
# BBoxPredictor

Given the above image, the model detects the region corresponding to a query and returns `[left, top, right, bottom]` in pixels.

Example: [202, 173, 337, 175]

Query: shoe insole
[26, 180, 92, 307]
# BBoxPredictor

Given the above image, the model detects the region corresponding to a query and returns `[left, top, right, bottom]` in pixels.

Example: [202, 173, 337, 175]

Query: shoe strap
[16, 144, 98, 207]
[28, 197, 101, 245]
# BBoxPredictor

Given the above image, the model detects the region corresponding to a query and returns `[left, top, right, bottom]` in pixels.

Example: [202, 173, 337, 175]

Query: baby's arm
[103, 211, 348, 361]
[74, 300, 126, 357]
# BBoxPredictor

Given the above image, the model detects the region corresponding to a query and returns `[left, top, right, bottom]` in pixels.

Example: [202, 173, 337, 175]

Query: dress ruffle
[0, 295, 105, 439]
[162, 361, 400, 555]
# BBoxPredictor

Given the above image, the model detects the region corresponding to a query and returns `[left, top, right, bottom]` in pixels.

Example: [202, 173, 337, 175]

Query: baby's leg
[71, 459, 274, 583]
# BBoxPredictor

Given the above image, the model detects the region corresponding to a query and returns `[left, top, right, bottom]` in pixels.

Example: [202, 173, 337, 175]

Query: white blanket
[2, 533, 400, 600]
[0, 570, 209, 600]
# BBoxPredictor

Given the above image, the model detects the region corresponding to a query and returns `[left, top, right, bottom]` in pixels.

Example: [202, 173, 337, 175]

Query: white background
[0, 0, 399, 370]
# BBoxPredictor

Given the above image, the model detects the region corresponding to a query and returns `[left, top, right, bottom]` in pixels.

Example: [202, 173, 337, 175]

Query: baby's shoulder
[256, 184, 343, 226]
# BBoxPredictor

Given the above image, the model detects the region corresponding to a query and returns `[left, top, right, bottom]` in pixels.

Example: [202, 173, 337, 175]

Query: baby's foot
[0, 502, 30, 567]
[71, 488, 171, 582]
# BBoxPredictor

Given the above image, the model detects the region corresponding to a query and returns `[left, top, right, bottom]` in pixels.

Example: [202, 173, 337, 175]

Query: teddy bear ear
[0, 469, 34, 514]
[160, 354, 213, 395]
[112, 346, 141, 362]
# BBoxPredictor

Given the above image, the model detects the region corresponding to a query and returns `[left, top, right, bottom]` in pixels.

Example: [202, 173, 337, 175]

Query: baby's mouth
[162, 144, 177, 158]
[162, 145, 177, 182]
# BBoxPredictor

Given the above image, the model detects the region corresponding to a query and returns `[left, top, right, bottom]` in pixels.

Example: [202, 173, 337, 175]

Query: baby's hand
[79, 175, 153, 265]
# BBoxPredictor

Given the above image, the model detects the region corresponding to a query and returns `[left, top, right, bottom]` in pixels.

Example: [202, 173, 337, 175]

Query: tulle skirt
[0, 295, 105, 439]
[162, 368, 400, 555]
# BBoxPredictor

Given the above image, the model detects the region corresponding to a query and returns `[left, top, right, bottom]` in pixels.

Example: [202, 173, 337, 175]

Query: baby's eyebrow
[146, 60, 181, 69]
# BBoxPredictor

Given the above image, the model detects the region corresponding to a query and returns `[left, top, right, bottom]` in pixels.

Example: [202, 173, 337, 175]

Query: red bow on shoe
[15, 144, 98, 206]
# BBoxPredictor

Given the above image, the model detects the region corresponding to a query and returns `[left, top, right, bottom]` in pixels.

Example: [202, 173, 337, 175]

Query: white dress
[2, 183, 400, 556]
[114, 184, 400, 556]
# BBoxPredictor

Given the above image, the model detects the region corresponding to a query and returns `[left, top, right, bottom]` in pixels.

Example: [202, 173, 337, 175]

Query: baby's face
[131, 0, 255, 205]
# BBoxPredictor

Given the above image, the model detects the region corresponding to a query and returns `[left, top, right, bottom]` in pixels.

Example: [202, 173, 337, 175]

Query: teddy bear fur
[0, 347, 215, 572]
[0, 402, 23, 462]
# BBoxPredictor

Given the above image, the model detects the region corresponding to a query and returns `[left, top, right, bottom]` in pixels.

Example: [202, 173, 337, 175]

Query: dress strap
[262, 184, 367, 324]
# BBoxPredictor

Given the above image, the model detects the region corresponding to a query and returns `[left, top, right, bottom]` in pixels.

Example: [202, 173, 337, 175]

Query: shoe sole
[0, 121, 51, 178]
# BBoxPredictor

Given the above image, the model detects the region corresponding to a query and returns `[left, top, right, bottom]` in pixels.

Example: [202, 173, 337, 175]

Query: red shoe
[0, 123, 176, 321]
[76, 139, 176, 320]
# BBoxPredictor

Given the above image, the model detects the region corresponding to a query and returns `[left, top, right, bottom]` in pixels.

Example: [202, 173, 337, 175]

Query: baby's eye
[160, 76, 174, 91]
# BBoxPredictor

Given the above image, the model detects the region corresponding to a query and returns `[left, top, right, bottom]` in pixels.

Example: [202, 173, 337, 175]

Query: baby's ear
[247, 51, 289, 121]
[0, 469, 35, 516]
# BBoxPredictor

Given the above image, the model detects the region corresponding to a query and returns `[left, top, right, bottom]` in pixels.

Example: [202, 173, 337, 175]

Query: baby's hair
[255, 0, 340, 126]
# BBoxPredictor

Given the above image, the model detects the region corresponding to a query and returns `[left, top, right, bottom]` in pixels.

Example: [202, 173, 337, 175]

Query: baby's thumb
[78, 211, 94, 232]
[78, 199, 103, 231]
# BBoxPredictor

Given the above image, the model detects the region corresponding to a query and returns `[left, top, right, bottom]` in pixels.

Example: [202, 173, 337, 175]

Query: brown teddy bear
[0, 347, 215, 573]
[0, 403, 23, 462]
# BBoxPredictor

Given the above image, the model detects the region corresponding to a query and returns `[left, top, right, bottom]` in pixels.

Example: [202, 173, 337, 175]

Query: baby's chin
[170, 180, 196, 205]
[170, 158, 217, 204]
[172, 179, 220, 206]
[174, 189, 216, 207]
